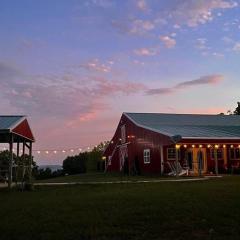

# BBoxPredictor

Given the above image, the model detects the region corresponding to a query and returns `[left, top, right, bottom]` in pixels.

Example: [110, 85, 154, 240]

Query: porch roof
[0, 116, 35, 142]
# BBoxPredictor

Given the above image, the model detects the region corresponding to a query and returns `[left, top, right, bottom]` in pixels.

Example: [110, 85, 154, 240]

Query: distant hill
[38, 165, 62, 172]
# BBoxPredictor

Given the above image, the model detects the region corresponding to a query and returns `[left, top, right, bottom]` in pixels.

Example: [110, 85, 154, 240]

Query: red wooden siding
[12, 119, 35, 141]
[105, 114, 172, 174]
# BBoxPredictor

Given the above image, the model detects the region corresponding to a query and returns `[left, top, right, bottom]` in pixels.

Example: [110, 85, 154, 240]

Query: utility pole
[8, 134, 13, 190]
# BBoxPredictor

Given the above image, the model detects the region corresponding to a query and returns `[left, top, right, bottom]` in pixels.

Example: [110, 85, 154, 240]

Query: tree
[87, 142, 109, 172]
[62, 153, 87, 174]
[233, 102, 240, 115]
[0, 150, 37, 182]
[62, 141, 109, 174]
[0, 150, 16, 181]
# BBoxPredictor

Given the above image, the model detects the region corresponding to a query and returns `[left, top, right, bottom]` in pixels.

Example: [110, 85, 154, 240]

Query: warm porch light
[175, 144, 181, 149]
[199, 144, 203, 148]
[102, 156, 106, 160]
[231, 145, 234, 148]
[238, 145, 240, 148]
[207, 144, 211, 148]
[215, 145, 219, 149]
[192, 144, 195, 148]
[53, 150, 57, 154]
[45, 151, 49, 154]
[223, 144, 226, 148]
[37, 151, 41, 154]
[183, 144, 187, 148]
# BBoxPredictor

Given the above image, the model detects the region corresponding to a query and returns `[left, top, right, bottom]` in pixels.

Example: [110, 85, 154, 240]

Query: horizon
[1, 0, 240, 165]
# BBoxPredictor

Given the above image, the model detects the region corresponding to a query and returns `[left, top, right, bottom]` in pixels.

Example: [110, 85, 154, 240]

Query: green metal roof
[124, 113, 240, 139]
[0, 116, 25, 131]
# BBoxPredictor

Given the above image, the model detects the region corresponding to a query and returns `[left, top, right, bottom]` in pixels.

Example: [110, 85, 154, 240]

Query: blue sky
[0, 0, 240, 164]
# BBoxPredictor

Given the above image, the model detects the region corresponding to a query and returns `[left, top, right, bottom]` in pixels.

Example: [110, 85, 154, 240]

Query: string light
[0, 141, 109, 156]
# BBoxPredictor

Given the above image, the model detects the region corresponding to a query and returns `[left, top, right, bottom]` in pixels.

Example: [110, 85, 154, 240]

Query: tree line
[0, 142, 108, 181]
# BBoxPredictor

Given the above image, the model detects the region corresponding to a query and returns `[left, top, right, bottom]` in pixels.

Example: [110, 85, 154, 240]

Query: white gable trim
[123, 113, 173, 138]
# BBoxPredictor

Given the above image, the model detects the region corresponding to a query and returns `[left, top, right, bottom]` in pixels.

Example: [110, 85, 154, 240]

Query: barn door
[119, 145, 128, 171]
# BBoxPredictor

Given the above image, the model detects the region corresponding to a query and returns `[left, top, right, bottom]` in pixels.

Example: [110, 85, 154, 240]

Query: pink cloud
[170, 0, 238, 27]
[159, 36, 176, 48]
[177, 74, 223, 87]
[134, 47, 159, 56]
[136, 0, 149, 11]
[79, 59, 112, 73]
[146, 74, 224, 95]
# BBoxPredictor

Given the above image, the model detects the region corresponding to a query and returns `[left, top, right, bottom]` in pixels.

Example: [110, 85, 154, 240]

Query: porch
[166, 143, 240, 176]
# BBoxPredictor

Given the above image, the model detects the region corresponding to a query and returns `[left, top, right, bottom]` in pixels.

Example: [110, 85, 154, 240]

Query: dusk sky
[1, 0, 240, 164]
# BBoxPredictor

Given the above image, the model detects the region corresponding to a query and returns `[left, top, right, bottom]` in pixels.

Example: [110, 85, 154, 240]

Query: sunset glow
[1, 0, 240, 164]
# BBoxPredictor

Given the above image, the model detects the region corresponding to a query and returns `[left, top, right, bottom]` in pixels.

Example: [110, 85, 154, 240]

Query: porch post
[223, 146, 227, 169]
[17, 142, 19, 158]
[29, 141, 32, 183]
[160, 145, 164, 175]
[198, 149, 202, 177]
[8, 134, 13, 189]
[22, 140, 26, 185]
[214, 146, 219, 175]
[175, 146, 179, 177]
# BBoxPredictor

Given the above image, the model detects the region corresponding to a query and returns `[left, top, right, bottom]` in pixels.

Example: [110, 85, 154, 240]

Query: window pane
[168, 148, 176, 160]
[236, 148, 240, 159]
[217, 149, 223, 159]
[230, 149, 235, 159]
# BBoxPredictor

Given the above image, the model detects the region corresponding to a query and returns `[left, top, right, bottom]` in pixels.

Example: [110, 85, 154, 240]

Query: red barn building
[103, 113, 240, 175]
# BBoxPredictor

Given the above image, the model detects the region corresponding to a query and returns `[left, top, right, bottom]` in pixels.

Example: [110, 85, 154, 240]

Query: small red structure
[0, 116, 35, 188]
[103, 113, 240, 176]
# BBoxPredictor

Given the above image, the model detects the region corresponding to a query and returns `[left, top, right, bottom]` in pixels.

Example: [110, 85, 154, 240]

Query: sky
[1, 0, 240, 165]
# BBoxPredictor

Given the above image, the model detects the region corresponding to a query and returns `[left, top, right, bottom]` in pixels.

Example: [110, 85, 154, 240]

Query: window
[230, 148, 235, 159]
[143, 149, 150, 164]
[210, 149, 223, 160]
[121, 125, 126, 144]
[230, 148, 240, 160]
[186, 151, 193, 170]
[167, 148, 178, 160]
[236, 148, 240, 159]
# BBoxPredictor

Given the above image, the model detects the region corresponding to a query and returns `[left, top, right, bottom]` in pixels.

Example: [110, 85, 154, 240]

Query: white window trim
[143, 149, 150, 164]
[108, 156, 112, 166]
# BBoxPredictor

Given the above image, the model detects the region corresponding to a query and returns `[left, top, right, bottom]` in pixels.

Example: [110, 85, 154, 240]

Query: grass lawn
[35, 172, 175, 183]
[35, 172, 198, 183]
[0, 176, 240, 240]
